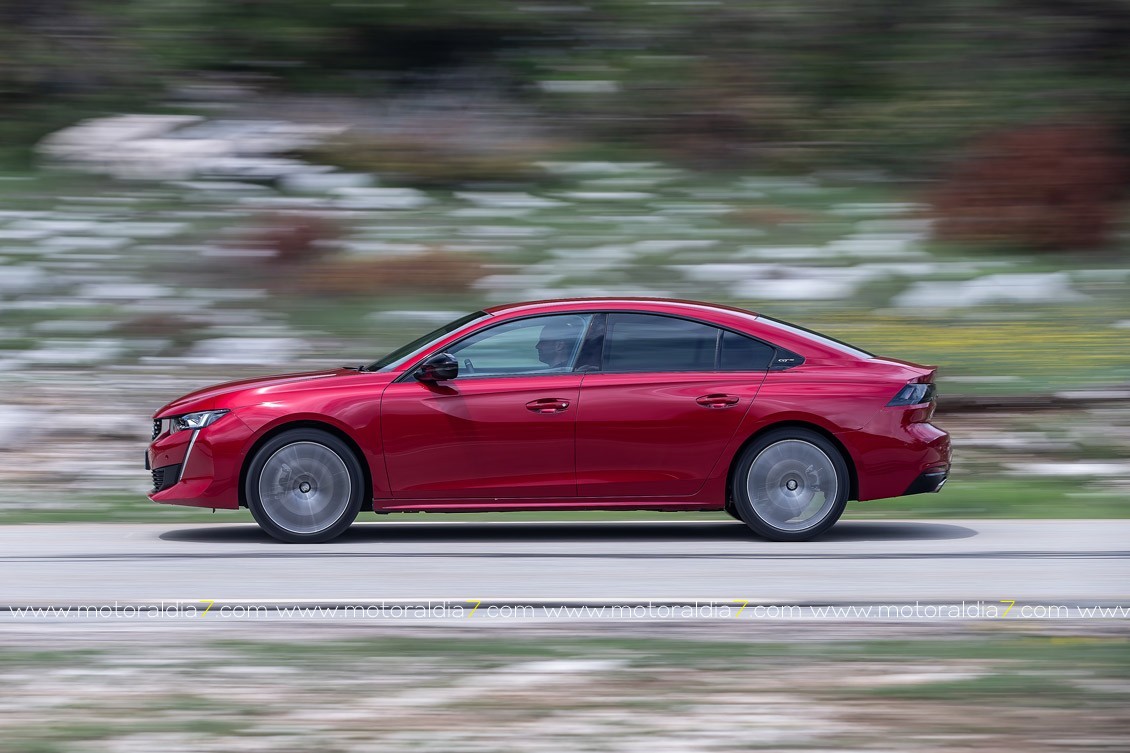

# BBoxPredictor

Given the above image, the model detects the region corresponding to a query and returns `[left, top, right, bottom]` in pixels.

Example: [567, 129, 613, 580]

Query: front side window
[447, 314, 592, 378]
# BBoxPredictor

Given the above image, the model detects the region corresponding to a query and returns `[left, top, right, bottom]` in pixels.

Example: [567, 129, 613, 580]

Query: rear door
[576, 313, 771, 497]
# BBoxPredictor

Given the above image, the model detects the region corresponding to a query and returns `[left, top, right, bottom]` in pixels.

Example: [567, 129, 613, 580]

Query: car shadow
[159, 519, 977, 545]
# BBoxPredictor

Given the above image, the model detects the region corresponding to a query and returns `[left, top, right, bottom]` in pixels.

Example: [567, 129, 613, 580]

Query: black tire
[245, 428, 364, 543]
[723, 498, 742, 521]
[730, 428, 849, 541]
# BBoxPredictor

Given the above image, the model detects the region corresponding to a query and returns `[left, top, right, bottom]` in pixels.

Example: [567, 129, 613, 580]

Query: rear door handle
[526, 397, 571, 414]
[696, 393, 740, 409]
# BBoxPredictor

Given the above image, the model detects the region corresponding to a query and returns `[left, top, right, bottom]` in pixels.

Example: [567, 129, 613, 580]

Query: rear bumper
[841, 412, 952, 502]
[903, 467, 949, 495]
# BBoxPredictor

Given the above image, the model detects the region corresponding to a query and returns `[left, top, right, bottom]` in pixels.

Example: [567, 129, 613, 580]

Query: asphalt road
[1, 519, 1126, 609]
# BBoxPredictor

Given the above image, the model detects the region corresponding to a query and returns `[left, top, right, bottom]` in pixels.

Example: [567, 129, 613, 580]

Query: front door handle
[526, 397, 571, 414]
[696, 393, 740, 409]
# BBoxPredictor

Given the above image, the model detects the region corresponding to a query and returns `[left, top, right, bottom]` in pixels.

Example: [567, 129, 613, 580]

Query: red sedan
[147, 298, 950, 542]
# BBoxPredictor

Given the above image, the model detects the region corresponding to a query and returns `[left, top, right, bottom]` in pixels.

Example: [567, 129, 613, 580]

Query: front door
[380, 314, 593, 499]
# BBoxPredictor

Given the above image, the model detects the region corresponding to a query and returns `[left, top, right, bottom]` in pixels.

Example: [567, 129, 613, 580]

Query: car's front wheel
[730, 428, 849, 541]
[245, 428, 364, 543]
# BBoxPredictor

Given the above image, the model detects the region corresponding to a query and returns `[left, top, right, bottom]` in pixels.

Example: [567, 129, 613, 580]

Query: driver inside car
[535, 318, 582, 369]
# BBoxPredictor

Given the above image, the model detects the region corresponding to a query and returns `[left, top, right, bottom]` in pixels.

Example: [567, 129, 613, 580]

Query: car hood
[153, 368, 390, 418]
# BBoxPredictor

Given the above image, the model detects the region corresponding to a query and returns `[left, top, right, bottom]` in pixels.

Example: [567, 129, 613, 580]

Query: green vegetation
[5, 1, 1130, 173]
[0, 630, 1125, 751]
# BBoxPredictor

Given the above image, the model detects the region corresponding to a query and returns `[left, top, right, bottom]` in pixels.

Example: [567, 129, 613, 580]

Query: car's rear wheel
[730, 428, 849, 541]
[246, 428, 363, 543]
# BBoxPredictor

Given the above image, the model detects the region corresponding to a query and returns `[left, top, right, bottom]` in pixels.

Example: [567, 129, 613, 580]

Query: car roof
[484, 297, 759, 319]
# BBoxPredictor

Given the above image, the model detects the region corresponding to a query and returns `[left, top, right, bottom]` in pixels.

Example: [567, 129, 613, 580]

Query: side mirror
[415, 352, 459, 382]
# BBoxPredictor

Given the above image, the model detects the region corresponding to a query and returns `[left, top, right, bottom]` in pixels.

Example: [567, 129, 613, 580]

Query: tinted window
[603, 314, 718, 372]
[720, 331, 775, 371]
[447, 314, 591, 378]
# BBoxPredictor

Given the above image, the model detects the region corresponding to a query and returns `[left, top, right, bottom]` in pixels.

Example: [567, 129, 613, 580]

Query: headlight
[169, 409, 230, 433]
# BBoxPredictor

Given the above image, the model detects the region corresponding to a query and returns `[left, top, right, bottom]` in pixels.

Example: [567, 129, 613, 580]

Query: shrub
[304, 135, 544, 188]
[235, 212, 344, 265]
[290, 250, 484, 296]
[930, 123, 1126, 251]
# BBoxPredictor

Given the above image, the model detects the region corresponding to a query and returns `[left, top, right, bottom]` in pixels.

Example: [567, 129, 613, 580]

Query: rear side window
[604, 313, 717, 372]
[719, 331, 775, 371]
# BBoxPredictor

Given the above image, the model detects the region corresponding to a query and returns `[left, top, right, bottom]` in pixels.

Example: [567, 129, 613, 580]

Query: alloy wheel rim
[258, 441, 352, 535]
[746, 439, 838, 532]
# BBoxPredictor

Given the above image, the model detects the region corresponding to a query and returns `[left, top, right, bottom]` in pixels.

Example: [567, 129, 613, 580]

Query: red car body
[148, 298, 950, 536]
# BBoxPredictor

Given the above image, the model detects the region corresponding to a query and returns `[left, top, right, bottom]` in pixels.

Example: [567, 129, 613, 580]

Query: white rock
[38, 236, 130, 251]
[632, 240, 718, 254]
[733, 277, 859, 300]
[342, 241, 428, 257]
[23, 339, 125, 365]
[536, 160, 660, 174]
[455, 192, 564, 209]
[173, 180, 272, 193]
[198, 156, 314, 181]
[473, 273, 565, 293]
[824, 236, 925, 257]
[1005, 462, 1130, 477]
[892, 273, 1085, 308]
[856, 218, 933, 233]
[562, 191, 655, 201]
[459, 225, 553, 238]
[444, 244, 522, 254]
[539, 80, 620, 94]
[31, 320, 117, 334]
[7, 219, 101, 234]
[0, 229, 52, 241]
[366, 310, 467, 325]
[79, 283, 176, 299]
[89, 222, 187, 239]
[0, 406, 42, 447]
[332, 187, 431, 210]
[37, 114, 203, 160]
[0, 265, 45, 294]
[653, 202, 734, 214]
[519, 285, 674, 301]
[282, 172, 373, 193]
[736, 246, 827, 261]
[448, 207, 535, 219]
[189, 337, 305, 365]
[831, 202, 925, 216]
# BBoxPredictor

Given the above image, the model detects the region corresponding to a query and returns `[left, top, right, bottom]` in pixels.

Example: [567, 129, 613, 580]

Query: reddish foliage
[293, 251, 484, 296]
[242, 212, 343, 264]
[931, 123, 1126, 250]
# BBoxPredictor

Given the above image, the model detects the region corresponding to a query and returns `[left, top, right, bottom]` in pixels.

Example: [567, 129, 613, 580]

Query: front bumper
[145, 412, 250, 509]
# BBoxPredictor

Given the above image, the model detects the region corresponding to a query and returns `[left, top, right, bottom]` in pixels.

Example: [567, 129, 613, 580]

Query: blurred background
[1, 4, 1129, 750]
[0, 0, 1128, 519]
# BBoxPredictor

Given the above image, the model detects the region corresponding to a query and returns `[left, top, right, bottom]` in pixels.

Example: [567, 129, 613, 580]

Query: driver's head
[535, 318, 579, 368]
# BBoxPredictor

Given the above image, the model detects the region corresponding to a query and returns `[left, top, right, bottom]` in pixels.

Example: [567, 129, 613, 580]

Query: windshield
[364, 311, 489, 372]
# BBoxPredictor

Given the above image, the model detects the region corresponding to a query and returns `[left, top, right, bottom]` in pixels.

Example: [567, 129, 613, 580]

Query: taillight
[887, 382, 936, 407]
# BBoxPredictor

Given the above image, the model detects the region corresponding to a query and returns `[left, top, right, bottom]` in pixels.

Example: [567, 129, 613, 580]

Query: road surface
[1, 520, 1126, 611]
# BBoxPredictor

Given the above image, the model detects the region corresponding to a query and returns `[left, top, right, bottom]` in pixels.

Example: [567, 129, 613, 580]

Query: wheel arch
[725, 420, 859, 503]
[238, 420, 373, 509]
